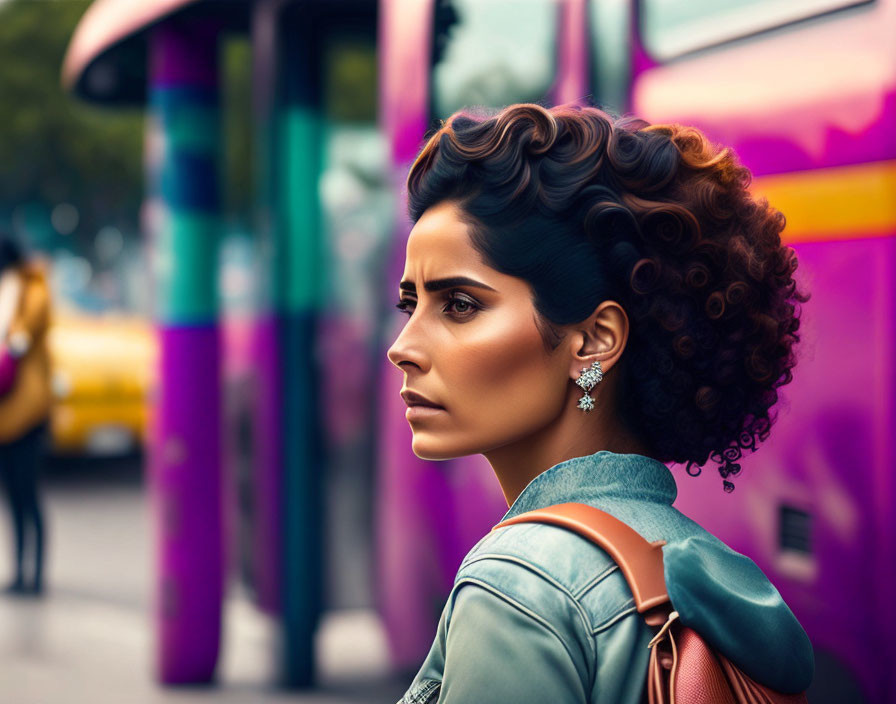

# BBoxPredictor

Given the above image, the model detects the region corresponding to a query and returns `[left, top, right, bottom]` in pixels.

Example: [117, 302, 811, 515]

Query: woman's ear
[567, 300, 629, 380]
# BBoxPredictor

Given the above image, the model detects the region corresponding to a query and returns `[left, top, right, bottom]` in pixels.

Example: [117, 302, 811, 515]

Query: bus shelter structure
[64, 0, 347, 687]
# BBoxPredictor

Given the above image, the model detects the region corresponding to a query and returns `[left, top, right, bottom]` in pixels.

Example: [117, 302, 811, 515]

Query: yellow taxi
[47, 310, 157, 455]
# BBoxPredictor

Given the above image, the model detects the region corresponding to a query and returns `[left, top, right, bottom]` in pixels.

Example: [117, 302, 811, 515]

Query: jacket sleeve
[438, 583, 588, 704]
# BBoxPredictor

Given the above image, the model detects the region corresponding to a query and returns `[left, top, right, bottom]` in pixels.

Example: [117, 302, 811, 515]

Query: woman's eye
[395, 298, 414, 315]
[444, 293, 480, 317]
[395, 293, 480, 318]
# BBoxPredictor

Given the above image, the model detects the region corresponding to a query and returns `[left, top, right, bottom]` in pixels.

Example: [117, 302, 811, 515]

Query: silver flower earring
[575, 360, 603, 412]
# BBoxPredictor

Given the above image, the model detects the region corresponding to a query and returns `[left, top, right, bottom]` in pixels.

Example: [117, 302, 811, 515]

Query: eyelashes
[394, 291, 482, 319]
[394, 299, 414, 315]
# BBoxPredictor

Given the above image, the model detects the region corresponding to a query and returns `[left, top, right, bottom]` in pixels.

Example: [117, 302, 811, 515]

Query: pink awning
[62, 0, 246, 103]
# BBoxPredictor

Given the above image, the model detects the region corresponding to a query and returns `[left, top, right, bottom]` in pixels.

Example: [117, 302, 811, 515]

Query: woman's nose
[386, 336, 403, 369]
[386, 332, 412, 371]
[387, 320, 428, 372]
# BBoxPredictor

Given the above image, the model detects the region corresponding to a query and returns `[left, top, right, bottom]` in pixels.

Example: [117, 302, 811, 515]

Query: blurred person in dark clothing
[0, 233, 51, 596]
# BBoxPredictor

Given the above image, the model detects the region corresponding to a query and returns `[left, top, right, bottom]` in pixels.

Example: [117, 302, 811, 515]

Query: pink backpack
[494, 502, 809, 704]
[0, 344, 18, 397]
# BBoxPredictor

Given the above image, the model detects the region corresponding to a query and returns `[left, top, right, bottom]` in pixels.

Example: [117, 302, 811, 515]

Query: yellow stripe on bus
[751, 160, 896, 243]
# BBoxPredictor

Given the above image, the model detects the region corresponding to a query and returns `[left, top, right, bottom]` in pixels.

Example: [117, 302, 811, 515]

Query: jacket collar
[500, 450, 677, 522]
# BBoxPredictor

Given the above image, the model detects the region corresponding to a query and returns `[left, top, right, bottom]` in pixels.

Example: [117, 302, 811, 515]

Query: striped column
[249, 2, 326, 686]
[146, 18, 223, 685]
[276, 14, 326, 687]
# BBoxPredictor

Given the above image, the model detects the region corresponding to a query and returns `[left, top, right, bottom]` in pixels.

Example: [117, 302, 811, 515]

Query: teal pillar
[273, 7, 327, 688]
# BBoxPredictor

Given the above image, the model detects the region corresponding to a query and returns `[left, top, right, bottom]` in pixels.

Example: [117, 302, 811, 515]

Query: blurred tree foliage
[0, 0, 145, 247]
[222, 37, 253, 223]
[0, 0, 255, 249]
[324, 36, 377, 123]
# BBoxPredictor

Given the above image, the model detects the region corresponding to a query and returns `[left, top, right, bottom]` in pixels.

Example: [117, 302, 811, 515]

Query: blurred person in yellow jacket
[0, 233, 51, 596]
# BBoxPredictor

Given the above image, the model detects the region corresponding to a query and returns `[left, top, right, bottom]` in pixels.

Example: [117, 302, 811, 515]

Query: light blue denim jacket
[399, 450, 814, 704]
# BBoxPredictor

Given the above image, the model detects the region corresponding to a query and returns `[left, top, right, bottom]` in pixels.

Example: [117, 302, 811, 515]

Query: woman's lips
[400, 389, 444, 409]
[405, 404, 446, 421]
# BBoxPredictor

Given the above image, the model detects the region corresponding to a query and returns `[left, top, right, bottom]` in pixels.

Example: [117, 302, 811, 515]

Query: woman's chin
[411, 435, 474, 461]
[411, 442, 453, 461]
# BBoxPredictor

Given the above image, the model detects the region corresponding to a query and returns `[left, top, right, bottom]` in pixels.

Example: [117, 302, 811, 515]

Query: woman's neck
[483, 400, 651, 507]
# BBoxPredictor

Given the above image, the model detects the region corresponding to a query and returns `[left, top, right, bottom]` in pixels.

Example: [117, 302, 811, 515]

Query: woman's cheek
[446, 329, 558, 429]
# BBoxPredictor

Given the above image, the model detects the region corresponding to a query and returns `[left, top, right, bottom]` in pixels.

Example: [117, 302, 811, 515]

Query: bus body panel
[630, 2, 896, 700]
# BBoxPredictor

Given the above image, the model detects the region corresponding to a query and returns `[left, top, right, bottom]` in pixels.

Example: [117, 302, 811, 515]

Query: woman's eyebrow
[399, 276, 497, 293]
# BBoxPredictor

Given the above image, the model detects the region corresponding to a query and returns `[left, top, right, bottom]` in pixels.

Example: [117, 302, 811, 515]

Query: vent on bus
[778, 505, 812, 554]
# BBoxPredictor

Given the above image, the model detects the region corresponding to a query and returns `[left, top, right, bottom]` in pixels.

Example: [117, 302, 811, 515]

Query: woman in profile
[388, 103, 813, 703]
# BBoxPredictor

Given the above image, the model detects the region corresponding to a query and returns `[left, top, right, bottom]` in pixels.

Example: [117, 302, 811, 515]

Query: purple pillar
[146, 18, 224, 684]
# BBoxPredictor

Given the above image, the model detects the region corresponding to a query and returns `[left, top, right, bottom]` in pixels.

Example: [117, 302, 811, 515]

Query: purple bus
[628, 2, 896, 702]
[378, 1, 895, 701]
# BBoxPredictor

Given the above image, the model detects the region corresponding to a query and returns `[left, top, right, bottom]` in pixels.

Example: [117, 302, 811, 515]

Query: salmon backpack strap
[492, 502, 669, 613]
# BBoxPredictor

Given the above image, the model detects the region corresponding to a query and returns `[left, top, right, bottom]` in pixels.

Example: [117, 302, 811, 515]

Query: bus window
[318, 32, 394, 609]
[587, 0, 631, 114]
[430, 0, 557, 120]
[641, 0, 872, 62]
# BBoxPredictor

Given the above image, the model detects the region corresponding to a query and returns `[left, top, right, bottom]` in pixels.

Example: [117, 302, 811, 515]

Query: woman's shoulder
[460, 519, 613, 591]
[454, 499, 796, 633]
[458, 499, 710, 597]
[454, 519, 642, 638]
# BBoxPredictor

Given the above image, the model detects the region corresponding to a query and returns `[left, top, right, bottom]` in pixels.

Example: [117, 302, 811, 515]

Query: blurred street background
[0, 0, 894, 702]
[0, 457, 405, 703]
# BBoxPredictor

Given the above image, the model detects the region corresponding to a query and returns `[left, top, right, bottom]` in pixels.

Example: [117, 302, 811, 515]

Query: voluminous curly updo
[406, 103, 810, 491]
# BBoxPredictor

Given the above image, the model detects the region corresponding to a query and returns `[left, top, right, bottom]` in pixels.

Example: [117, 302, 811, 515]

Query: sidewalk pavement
[0, 462, 410, 704]
[0, 589, 409, 703]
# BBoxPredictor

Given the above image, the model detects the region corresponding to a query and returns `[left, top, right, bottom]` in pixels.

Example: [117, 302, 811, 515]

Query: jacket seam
[460, 553, 633, 636]
[461, 532, 496, 563]
[453, 557, 595, 668]
[451, 577, 597, 670]
[591, 602, 638, 635]
[459, 523, 537, 570]
[459, 553, 585, 606]
[571, 562, 621, 599]
[400, 677, 441, 704]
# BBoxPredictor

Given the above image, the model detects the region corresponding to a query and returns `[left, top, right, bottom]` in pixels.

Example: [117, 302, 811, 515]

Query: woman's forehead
[403, 202, 484, 278]
[407, 202, 471, 252]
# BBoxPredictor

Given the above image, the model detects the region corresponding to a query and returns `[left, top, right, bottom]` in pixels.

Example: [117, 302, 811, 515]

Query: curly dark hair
[406, 103, 810, 491]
